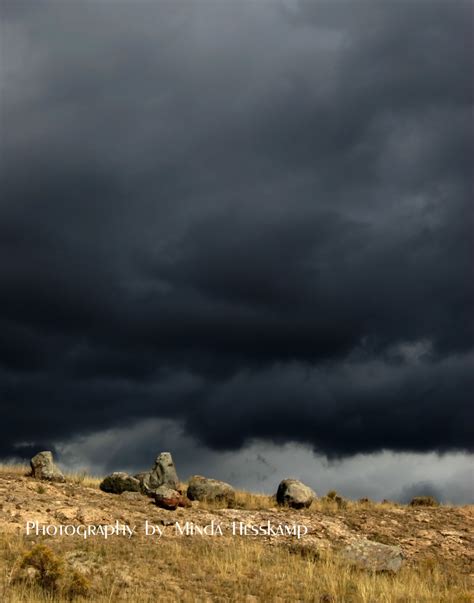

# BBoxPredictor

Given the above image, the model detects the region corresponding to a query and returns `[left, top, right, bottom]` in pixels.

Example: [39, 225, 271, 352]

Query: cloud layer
[1, 2, 472, 475]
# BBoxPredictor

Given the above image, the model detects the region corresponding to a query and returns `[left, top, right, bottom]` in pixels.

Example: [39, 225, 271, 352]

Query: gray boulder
[341, 539, 403, 572]
[276, 479, 315, 509]
[133, 472, 149, 483]
[30, 451, 65, 483]
[187, 475, 235, 505]
[100, 472, 141, 494]
[140, 452, 180, 495]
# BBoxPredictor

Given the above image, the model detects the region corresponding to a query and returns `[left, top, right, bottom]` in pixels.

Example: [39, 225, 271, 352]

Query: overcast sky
[0, 0, 472, 503]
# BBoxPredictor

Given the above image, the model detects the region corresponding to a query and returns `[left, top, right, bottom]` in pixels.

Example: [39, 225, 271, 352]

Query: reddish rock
[153, 485, 183, 510]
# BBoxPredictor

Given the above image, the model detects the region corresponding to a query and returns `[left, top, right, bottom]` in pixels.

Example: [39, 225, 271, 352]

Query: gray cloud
[0, 1, 472, 482]
[53, 418, 474, 504]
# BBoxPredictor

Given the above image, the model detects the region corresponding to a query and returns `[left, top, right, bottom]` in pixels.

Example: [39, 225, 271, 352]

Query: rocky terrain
[0, 461, 472, 602]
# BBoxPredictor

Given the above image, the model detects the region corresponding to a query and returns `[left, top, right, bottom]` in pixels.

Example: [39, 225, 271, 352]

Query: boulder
[140, 452, 180, 495]
[341, 538, 403, 572]
[133, 472, 149, 483]
[152, 485, 184, 510]
[30, 451, 65, 483]
[186, 475, 235, 505]
[276, 479, 315, 509]
[99, 472, 140, 494]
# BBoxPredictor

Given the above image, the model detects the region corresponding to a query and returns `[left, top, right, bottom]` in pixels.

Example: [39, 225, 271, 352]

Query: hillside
[0, 466, 472, 602]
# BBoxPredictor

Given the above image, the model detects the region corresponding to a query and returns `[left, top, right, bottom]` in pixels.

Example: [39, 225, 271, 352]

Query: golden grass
[0, 463, 102, 489]
[65, 471, 101, 489]
[0, 463, 472, 601]
[0, 463, 30, 475]
[0, 532, 472, 602]
[0, 466, 422, 512]
[195, 491, 401, 514]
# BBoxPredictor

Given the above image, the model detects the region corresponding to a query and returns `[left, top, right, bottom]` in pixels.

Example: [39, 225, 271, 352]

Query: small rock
[99, 472, 140, 494]
[160, 519, 174, 526]
[187, 475, 235, 505]
[276, 479, 315, 509]
[120, 491, 143, 501]
[55, 507, 78, 522]
[30, 451, 65, 483]
[341, 538, 403, 572]
[152, 485, 183, 510]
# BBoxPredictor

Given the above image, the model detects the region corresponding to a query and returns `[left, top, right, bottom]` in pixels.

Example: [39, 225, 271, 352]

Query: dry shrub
[17, 544, 91, 599]
[20, 544, 64, 591]
[410, 496, 439, 507]
[288, 542, 320, 562]
[320, 491, 347, 511]
[64, 570, 91, 600]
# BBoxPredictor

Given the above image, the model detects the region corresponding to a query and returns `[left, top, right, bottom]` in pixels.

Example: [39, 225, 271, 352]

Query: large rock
[276, 479, 315, 509]
[152, 485, 184, 510]
[187, 475, 235, 505]
[100, 472, 141, 494]
[341, 539, 403, 572]
[140, 452, 180, 495]
[30, 451, 65, 483]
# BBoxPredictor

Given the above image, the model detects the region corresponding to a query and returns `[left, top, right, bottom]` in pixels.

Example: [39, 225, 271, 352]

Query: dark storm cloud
[0, 1, 472, 461]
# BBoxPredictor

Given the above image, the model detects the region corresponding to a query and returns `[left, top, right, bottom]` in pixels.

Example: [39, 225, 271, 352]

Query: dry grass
[198, 491, 401, 514]
[0, 463, 30, 475]
[0, 464, 101, 489]
[0, 532, 472, 602]
[0, 463, 472, 602]
[65, 472, 101, 489]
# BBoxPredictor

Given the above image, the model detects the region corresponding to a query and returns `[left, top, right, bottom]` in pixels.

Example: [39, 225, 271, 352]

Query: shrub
[409, 496, 439, 507]
[323, 490, 347, 509]
[20, 544, 64, 591]
[64, 570, 91, 599]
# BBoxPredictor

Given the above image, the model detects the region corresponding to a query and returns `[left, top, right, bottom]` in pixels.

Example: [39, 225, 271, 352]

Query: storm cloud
[0, 0, 472, 487]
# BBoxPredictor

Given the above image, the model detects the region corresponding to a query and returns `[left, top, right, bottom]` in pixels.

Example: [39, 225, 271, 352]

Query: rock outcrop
[186, 475, 235, 505]
[276, 479, 315, 509]
[30, 451, 65, 483]
[341, 538, 403, 572]
[99, 472, 141, 494]
[140, 452, 180, 495]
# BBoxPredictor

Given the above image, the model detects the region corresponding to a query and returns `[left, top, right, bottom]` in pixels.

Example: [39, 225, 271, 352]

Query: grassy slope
[0, 464, 472, 602]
